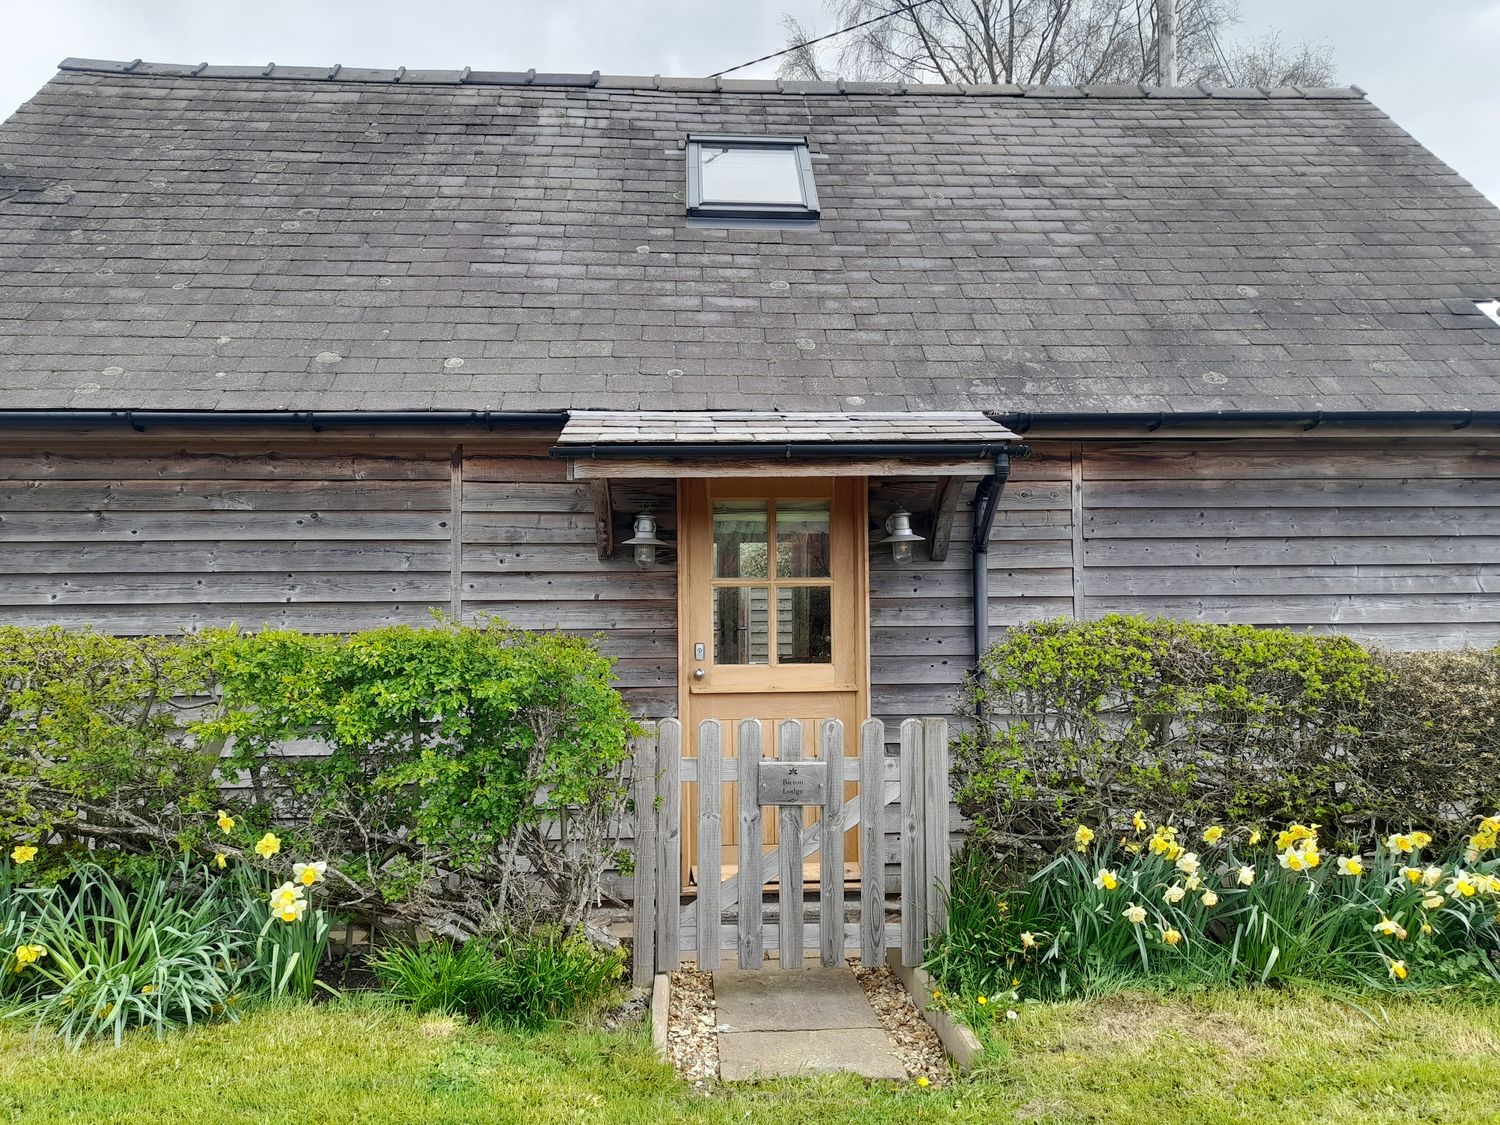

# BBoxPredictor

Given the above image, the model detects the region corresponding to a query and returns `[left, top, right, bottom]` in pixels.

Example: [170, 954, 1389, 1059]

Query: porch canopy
[549, 410, 1024, 561]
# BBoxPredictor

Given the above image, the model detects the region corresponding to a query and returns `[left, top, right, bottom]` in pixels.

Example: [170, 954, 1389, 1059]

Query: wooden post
[630, 722, 658, 987]
[696, 720, 722, 971]
[777, 719, 805, 970]
[899, 718, 926, 967]
[655, 718, 682, 971]
[922, 717, 950, 940]
[819, 719, 845, 967]
[859, 719, 885, 967]
[736, 719, 764, 970]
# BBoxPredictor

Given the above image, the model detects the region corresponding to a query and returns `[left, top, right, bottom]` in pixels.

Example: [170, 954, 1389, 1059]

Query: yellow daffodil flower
[1449, 873, 1478, 898]
[1421, 921, 1434, 935]
[1422, 893, 1443, 910]
[1124, 841, 1143, 855]
[1163, 884, 1186, 905]
[1385, 833, 1414, 855]
[1410, 831, 1433, 851]
[1203, 826, 1224, 845]
[216, 809, 235, 834]
[10, 845, 37, 865]
[1020, 931, 1037, 950]
[1421, 866, 1443, 888]
[1175, 852, 1200, 876]
[1123, 903, 1147, 926]
[1237, 865, 1256, 886]
[1337, 856, 1363, 877]
[214, 852, 227, 869]
[277, 898, 309, 924]
[1074, 825, 1095, 851]
[1401, 866, 1423, 884]
[1276, 824, 1317, 851]
[1248, 828, 1263, 846]
[1201, 889, 1220, 907]
[1374, 917, 1408, 940]
[1093, 869, 1119, 892]
[12, 944, 46, 970]
[1388, 959, 1408, 981]
[1161, 928, 1182, 946]
[1132, 811, 1147, 832]
[1184, 874, 1202, 891]
[293, 860, 327, 887]
[268, 881, 304, 913]
[254, 832, 281, 859]
[140, 984, 154, 995]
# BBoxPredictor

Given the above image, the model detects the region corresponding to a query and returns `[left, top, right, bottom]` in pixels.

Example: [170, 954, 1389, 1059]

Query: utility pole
[1158, 0, 1178, 85]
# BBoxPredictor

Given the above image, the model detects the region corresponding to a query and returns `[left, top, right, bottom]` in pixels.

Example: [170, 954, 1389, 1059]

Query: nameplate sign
[756, 760, 829, 806]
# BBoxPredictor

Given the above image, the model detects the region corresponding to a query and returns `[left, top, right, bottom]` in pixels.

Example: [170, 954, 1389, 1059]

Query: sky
[0, 0, 1497, 203]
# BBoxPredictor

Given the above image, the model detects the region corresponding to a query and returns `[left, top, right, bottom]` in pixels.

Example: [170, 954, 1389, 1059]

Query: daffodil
[1093, 869, 1119, 892]
[1175, 852, 1200, 876]
[1202, 826, 1224, 845]
[216, 809, 235, 834]
[12, 944, 46, 971]
[1132, 811, 1147, 832]
[1336, 855, 1363, 877]
[1421, 865, 1443, 888]
[1448, 872, 1478, 898]
[1074, 825, 1095, 852]
[1161, 928, 1182, 946]
[1163, 884, 1186, 905]
[1248, 828, 1263, 846]
[1374, 916, 1408, 940]
[1410, 831, 1433, 851]
[1385, 833, 1414, 855]
[140, 984, 154, 995]
[1276, 824, 1317, 851]
[1421, 921, 1434, 935]
[1200, 889, 1219, 907]
[10, 845, 37, 865]
[1401, 866, 1423, 884]
[1388, 959, 1408, 981]
[214, 852, 227, 869]
[1184, 873, 1202, 891]
[254, 832, 281, 859]
[276, 898, 309, 924]
[1123, 903, 1147, 926]
[1422, 893, 1443, 910]
[1278, 848, 1305, 872]
[1020, 931, 1037, 950]
[268, 881, 304, 913]
[293, 860, 327, 887]
[1237, 865, 1256, 886]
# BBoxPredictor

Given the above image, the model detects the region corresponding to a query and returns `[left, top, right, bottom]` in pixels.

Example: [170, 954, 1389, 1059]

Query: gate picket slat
[696, 720, 722, 971]
[630, 723, 658, 986]
[899, 718, 925, 967]
[737, 720, 764, 970]
[778, 719, 805, 970]
[922, 717, 950, 940]
[819, 719, 845, 968]
[859, 719, 885, 967]
[655, 719, 682, 971]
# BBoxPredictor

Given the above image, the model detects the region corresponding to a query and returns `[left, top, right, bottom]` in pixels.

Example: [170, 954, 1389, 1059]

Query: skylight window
[685, 135, 819, 227]
[1476, 299, 1500, 328]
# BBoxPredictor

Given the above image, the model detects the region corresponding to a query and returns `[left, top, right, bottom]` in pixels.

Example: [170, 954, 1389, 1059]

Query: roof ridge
[54, 57, 1368, 100]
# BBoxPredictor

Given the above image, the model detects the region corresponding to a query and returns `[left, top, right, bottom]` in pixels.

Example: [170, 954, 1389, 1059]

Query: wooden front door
[679, 477, 869, 888]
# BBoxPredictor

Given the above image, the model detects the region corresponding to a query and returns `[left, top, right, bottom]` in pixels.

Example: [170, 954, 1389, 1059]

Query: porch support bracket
[591, 479, 613, 561]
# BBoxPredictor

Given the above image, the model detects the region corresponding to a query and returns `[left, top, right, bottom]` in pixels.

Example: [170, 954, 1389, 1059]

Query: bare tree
[777, 1, 1335, 87]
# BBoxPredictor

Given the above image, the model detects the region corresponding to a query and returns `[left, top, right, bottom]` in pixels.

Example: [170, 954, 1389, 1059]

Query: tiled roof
[1, 59, 1499, 416]
[556, 410, 1018, 445]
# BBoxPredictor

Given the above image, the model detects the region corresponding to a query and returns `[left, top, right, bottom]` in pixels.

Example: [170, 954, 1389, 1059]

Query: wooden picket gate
[631, 716, 950, 983]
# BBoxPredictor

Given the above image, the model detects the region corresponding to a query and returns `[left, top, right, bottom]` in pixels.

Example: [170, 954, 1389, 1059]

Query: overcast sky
[1, 1, 1497, 203]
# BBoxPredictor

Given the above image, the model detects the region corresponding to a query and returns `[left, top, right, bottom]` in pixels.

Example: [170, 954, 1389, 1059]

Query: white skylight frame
[685, 134, 820, 227]
[1476, 299, 1500, 329]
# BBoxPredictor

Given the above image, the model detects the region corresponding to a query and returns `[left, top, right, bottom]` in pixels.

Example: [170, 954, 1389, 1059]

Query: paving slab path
[712, 964, 907, 1081]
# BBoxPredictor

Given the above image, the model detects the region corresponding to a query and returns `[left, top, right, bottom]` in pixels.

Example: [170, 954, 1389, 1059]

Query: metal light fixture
[879, 508, 924, 566]
[621, 511, 667, 569]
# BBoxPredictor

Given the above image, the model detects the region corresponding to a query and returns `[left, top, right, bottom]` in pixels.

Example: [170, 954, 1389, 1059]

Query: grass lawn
[1, 987, 1498, 1124]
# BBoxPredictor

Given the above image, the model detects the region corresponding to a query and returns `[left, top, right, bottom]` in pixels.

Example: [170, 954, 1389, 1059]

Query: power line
[708, 0, 941, 79]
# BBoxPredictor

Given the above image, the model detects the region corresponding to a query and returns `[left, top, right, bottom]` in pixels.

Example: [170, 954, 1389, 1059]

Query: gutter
[988, 409, 1500, 434]
[550, 440, 1023, 460]
[0, 410, 566, 431]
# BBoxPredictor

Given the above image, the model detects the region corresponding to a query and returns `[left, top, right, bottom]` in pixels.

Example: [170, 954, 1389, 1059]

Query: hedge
[955, 616, 1500, 871]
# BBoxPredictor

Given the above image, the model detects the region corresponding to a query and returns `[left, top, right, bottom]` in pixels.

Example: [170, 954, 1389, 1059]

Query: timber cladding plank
[0, 540, 450, 574]
[0, 479, 452, 511]
[0, 452, 451, 481]
[0, 510, 453, 541]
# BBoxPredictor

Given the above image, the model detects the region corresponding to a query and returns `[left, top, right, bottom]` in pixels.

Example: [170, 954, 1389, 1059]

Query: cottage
[2, 62, 1500, 903]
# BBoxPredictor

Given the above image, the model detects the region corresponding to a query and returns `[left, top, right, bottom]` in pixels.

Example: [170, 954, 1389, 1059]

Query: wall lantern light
[878, 508, 924, 566]
[621, 511, 668, 569]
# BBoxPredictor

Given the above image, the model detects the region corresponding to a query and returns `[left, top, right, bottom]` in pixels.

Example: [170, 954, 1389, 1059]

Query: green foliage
[0, 627, 216, 865]
[4, 861, 251, 1048]
[371, 929, 624, 1029]
[224, 864, 335, 1002]
[199, 618, 636, 931]
[956, 616, 1500, 869]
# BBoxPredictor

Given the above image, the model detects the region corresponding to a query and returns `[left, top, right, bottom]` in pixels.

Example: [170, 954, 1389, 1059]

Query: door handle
[693, 668, 706, 681]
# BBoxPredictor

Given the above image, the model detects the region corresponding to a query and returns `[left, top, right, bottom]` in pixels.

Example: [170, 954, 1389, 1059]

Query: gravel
[665, 968, 720, 1088]
[850, 958, 949, 1086]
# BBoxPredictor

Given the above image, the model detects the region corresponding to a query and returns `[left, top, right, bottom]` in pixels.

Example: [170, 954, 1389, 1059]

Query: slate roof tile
[0, 62, 1498, 415]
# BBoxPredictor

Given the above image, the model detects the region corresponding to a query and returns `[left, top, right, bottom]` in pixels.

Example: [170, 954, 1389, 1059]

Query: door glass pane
[777, 586, 832, 664]
[699, 145, 804, 205]
[713, 501, 768, 579]
[715, 586, 770, 665]
[775, 500, 830, 578]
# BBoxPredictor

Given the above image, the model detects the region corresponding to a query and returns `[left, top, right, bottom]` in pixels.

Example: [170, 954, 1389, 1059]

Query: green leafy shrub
[371, 928, 624, 1028]
[0, 627, 216, 866]
[5, 861, 251, 1048]
[956, 616, 1500, 870]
